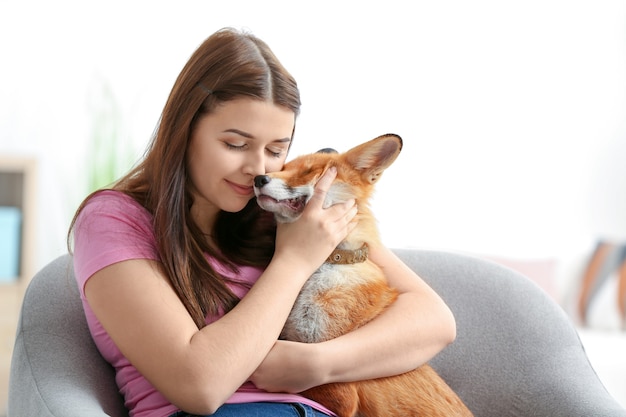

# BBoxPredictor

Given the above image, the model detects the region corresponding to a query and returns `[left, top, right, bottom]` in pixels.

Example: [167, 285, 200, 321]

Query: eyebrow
[223, 128, 291, 143]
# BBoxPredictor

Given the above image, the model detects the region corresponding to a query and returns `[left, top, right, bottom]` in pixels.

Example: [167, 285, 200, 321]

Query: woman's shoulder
[79, 190, 151, 224]
[74, 189, 155, 245]
[83, 189, 146, 211]
[73, 190, 159, 288]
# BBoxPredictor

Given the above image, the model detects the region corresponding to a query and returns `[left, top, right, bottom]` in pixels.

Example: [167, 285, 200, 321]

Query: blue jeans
[169, 402, 332, 417]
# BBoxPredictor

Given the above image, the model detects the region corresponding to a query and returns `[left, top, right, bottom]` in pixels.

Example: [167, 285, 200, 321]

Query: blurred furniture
[8, 250, 626, 417]
[0, 156, 37, 415]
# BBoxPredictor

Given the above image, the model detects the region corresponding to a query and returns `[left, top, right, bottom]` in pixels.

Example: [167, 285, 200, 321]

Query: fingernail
[328, 166, 337, 174]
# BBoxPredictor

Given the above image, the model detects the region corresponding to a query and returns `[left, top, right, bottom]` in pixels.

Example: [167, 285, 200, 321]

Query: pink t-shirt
[73, 190, 335, 417]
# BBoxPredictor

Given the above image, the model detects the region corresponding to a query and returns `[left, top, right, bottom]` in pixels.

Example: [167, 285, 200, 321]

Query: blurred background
[0, 0, 625, 413]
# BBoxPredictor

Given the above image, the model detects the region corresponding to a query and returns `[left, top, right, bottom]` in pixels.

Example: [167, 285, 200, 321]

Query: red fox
[253, 134, 473, 417]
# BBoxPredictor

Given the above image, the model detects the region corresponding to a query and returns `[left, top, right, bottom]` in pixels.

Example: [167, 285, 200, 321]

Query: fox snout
[254, 175, 271, 188]
[253, 174, 311, 223]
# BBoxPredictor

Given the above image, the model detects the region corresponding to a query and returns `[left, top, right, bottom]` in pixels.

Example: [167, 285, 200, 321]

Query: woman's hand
[273, 167, 358, 274]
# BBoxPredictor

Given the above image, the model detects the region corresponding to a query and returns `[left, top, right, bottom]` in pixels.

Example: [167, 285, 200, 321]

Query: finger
[307, 166, 337, 209]
[343, 204, 359, 230]
[322, 200, 357, 240]
[346, 217, 359, 235]
[347, 204, 358, 222]
[321, 198, 356, 223]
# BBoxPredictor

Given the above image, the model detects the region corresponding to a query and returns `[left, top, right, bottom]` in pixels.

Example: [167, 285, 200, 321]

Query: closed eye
[225, 142, 246, 151]
[225, 142, 285, 159]
[267, 148, 285, 158]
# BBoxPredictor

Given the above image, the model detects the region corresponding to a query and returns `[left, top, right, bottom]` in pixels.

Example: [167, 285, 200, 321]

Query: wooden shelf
[0, 156, 37, 415]
[0, 157, 37, 289]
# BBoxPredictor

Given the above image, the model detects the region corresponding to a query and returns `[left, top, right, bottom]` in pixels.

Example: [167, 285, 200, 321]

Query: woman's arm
[84, 169, 357, 415]
[250, 243, 456, 393]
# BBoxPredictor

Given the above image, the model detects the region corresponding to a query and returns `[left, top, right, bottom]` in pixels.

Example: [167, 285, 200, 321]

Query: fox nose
[254, 175, 271, 188]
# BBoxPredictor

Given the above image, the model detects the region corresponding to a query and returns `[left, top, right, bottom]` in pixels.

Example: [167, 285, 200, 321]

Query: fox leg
[355, 366, 473, 417]
[303, 382, 359, 417]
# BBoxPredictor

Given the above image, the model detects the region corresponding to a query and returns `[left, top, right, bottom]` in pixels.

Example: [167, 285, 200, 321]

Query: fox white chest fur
[281, 260, 383, 343]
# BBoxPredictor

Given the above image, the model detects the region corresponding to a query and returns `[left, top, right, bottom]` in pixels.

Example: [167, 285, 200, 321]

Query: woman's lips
[227, 180, 254, 196]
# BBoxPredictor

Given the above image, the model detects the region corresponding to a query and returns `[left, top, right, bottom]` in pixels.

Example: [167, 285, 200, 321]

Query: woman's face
[187, 97, 295, 232]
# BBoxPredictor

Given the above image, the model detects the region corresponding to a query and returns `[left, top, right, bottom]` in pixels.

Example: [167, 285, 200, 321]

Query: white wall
[1, 0, 625, 270]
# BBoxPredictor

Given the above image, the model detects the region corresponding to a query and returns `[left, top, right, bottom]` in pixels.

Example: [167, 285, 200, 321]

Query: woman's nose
[243, 152, 266, 177]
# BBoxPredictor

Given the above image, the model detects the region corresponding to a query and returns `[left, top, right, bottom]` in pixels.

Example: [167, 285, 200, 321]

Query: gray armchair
[8, 250, 626, 417]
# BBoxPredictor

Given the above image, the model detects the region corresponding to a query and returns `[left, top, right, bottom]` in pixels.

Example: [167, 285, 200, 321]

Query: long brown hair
[69, 28, 301, 328]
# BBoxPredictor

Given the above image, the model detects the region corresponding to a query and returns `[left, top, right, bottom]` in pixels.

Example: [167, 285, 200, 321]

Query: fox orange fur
[253, 134, 473, 417]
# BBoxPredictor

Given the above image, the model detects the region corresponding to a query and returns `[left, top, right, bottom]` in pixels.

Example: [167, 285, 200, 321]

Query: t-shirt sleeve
[72, 191, 160, 297]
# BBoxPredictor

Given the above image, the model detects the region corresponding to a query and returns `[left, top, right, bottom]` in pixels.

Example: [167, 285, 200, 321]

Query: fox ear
[316, 148, 338, 154]
[345, 134, 403, 184]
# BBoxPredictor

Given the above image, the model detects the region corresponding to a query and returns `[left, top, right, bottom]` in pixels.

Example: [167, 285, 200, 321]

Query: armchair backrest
[395, 249, 625, 417]
[8, 254, 128, 417]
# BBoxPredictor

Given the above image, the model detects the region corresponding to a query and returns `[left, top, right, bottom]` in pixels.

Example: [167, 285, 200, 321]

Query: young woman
[69, 28, 457, 417]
